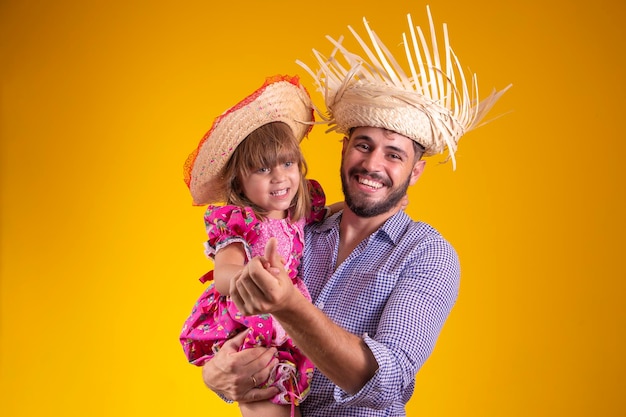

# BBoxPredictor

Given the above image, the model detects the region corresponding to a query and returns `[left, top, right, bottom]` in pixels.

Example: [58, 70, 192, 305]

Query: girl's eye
[284, 161, 294, 168]
[257, 167, 270, 173]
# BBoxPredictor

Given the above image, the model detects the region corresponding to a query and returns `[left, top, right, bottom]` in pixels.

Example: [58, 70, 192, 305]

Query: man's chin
[346, 200, 393, 218]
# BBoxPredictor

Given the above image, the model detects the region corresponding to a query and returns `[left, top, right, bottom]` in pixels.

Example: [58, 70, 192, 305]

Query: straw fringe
[297, 6, 511, 169]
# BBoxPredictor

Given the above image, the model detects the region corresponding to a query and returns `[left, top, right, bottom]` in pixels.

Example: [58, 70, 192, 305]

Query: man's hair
[412, 140, 426, 161]
[223, 121, 311, 221]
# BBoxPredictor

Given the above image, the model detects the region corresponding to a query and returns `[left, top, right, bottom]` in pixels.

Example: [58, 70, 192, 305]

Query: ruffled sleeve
[203, 205, 262, 261]
[306, 179, 327, 224]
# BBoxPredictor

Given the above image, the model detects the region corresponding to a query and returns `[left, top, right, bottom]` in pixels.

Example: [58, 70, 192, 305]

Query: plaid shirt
[300, 210, 460, 417]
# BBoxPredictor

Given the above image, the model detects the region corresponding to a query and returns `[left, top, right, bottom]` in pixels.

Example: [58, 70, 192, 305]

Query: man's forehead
[350, 127, 413, 146]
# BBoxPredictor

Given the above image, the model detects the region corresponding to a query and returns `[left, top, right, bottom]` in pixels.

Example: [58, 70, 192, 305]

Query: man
[201, 7, 510, 416]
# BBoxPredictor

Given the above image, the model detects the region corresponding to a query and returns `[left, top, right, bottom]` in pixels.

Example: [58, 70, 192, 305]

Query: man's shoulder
[387, 211, 449, 242]
[390, 215, 458, 260]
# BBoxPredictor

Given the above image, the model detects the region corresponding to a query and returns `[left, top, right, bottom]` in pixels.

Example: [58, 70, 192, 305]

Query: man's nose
[361, 150, 384, 171]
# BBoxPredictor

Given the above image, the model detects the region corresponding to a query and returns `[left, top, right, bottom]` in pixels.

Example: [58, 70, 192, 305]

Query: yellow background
[1, 0, 624, 416]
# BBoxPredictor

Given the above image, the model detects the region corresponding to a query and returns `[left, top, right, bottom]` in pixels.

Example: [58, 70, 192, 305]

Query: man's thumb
[264, 237, 282, 268]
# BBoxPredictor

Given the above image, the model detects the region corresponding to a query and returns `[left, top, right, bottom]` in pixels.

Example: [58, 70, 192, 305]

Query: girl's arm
[213, 243, 247, 295]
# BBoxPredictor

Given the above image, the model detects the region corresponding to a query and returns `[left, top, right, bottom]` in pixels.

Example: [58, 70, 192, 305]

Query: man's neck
[335, 205, 401, 268]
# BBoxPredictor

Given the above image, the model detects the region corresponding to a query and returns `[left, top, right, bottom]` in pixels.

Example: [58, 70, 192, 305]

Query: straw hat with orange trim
[184, 75, 314, 205]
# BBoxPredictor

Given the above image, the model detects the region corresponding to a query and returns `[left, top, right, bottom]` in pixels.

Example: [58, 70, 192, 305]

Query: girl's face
[240, 160, 301, 219]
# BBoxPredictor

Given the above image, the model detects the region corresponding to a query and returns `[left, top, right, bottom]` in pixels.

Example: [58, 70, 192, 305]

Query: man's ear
[409, 160, 426, 186]
[341, 136, 349, 155]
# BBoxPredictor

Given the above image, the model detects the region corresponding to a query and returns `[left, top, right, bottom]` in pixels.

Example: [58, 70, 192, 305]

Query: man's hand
[230, 238, 299, 316]
[202, 331, 279, 403]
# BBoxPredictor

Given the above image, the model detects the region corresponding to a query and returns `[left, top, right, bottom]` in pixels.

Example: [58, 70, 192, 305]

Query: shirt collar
[376, 210, 412, 245]
[310, 210, 413, 245]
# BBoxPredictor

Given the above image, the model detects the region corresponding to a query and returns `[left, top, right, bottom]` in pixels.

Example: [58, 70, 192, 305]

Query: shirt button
[317, 302, 325, 309]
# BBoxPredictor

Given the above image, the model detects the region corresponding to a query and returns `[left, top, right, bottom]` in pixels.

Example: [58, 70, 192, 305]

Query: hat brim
[184, 75, 314, 205]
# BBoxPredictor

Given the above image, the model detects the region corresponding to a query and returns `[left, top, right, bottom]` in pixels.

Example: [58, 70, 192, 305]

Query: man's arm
[231, 238, 379, 395]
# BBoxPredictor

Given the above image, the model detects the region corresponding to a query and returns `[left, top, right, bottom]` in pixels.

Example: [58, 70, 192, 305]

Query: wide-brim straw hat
[184, 75, 314, 205]
[297, 6, 511, 169]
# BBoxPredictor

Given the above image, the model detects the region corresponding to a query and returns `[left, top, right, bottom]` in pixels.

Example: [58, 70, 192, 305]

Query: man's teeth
[271, 189, 288, 196]
[359, 178, 383, 189]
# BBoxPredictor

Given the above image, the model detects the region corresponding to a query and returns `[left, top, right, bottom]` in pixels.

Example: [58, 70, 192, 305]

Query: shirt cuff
[332, 333, 395, 409]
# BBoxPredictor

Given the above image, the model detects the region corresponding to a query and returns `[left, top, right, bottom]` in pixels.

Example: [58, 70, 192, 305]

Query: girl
[180, 75, 334, 417]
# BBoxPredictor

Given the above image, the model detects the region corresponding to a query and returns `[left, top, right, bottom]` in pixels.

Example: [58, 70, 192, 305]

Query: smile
[270, 188, 289, 196]
[358, 177, 383, 189]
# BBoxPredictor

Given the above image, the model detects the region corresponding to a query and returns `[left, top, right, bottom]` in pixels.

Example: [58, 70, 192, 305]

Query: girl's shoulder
[307, 178, 324, 196]
[204, 204, 260, 225]
[204, 204, 263, 239]
[306, 179, 327, 223]
[203, 205, 264, 254]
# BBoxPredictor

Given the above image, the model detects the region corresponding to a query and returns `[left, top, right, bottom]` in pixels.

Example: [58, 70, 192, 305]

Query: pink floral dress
[180, 179, 326, 406]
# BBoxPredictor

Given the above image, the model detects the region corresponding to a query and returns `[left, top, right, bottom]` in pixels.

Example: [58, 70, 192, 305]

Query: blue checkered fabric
[300, 210, 460, 416]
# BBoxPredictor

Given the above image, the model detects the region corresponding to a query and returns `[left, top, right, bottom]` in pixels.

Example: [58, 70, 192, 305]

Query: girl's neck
[266, 209, 289, 220]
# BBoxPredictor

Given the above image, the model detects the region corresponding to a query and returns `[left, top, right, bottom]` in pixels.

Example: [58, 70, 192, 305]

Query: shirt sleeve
[203, 205, 261, 261]
[332, 235, 460, 408]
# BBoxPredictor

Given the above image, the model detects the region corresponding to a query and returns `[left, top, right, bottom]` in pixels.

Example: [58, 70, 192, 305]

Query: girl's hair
[222, 122, 311, 221]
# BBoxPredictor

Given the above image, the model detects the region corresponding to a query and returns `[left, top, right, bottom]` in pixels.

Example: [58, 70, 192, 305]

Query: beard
[341, 164, 411, 218]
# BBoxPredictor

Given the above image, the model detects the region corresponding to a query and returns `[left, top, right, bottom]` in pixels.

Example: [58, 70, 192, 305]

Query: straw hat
[184, 75, 314, 205]
[297, 6, 512, 168]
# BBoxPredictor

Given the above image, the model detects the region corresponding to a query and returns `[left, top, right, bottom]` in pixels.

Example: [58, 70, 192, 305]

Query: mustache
[348, 168, 392, 187]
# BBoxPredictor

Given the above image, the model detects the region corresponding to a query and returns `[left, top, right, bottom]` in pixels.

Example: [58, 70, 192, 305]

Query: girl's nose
[270, 166, 287, 182]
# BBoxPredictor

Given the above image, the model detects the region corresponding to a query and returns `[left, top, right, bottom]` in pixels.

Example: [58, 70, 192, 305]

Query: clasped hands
[229, 237, 297, 316]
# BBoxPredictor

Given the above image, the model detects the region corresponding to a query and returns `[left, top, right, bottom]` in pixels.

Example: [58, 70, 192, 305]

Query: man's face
[340, 127, 426, 218]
